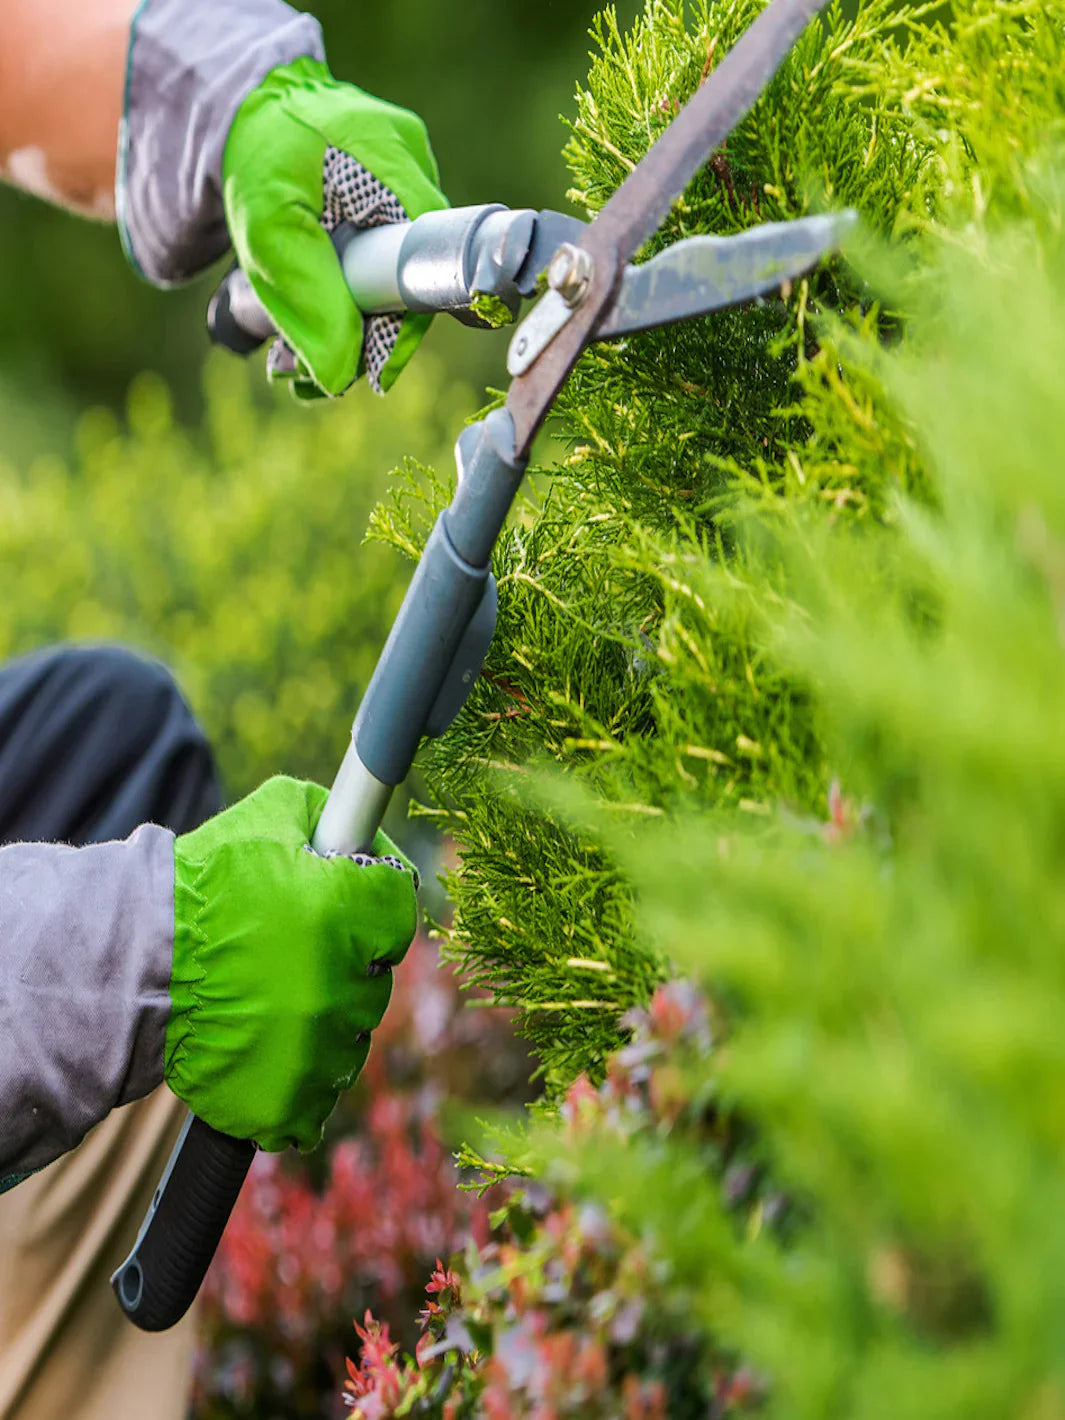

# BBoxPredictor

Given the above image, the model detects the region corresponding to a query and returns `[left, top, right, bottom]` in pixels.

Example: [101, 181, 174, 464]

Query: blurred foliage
[0, 0, 636, 442]
[544, 218, 1065, 1417]
[344, 984, 760, 1419]
[0, 352, 471, 815]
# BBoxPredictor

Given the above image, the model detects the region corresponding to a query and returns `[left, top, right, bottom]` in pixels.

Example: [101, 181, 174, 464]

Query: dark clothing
[0, 643, 221, 844]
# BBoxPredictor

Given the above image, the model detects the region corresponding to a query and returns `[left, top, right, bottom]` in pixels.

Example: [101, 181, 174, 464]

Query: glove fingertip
[240, 214, 364, 397]
[289, 378, 333, 402]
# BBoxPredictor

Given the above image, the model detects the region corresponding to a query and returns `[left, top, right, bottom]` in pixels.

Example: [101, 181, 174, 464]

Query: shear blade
[595, 210, 856, 341]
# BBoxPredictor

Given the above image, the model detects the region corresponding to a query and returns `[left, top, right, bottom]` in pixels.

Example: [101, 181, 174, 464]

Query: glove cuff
[118, 0, 325, 285]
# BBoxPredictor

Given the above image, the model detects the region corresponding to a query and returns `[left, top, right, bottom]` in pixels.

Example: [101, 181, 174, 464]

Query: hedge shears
[114, 0, 854, 1331]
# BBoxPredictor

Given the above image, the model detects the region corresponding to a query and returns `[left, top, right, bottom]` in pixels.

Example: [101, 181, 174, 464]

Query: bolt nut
[548, 243, 594, 308]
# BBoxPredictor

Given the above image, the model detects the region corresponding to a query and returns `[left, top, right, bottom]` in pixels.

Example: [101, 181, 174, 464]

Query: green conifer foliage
[372, 3, 1065, 1404]
[374, 0, 1065, 1090]
[542, 218, 1065, 1416]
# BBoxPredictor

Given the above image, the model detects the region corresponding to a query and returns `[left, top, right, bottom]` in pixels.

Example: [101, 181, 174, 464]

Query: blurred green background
[0, 0, 637, 458]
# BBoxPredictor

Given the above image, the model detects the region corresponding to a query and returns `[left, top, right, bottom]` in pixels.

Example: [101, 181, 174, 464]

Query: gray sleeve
[118, 0, 326, 285]
[0, 825, 176, 1178]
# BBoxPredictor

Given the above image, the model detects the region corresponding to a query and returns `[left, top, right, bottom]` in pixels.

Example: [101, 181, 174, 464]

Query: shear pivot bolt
[549, 244, 594, 308]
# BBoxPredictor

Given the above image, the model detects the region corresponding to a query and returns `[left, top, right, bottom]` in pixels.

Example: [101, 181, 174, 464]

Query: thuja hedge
[338, 0, 1065, 1413]
[551, 227, 1065, 1415]
[372, 0, 1065, 1090]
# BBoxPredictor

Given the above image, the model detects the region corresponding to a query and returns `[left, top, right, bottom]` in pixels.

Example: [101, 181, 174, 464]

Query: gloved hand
[223, 58, 448, 397]
[164, 776, 418, 1152]
[119, 1, 447, 396]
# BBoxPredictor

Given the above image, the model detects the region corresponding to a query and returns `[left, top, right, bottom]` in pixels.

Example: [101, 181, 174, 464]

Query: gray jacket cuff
[0, 825, 175, 1177]
[118, 0, 325, 285]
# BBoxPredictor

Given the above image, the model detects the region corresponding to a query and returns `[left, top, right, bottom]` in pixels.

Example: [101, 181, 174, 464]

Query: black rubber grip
[111, 1112, 256, 1332]
[206, 273, 270, 356]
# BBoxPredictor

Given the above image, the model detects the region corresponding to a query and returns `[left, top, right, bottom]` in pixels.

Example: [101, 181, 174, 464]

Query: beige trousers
[0, 1086, 198, 1419]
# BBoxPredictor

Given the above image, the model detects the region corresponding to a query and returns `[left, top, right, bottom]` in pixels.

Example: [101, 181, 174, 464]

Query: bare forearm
[0, 0, 136, 218]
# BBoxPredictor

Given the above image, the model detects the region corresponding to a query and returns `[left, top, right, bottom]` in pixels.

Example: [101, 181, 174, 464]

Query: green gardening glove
[164, 776, 418, 1152]
[223, 58, 448, 398]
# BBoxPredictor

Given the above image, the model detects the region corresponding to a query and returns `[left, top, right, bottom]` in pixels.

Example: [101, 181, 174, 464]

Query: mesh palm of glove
[223, 58, 448, 397]
[164, 776, 418, 1152]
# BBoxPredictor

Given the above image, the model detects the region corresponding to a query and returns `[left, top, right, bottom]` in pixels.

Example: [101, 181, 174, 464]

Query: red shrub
[192, 936, 524, 1419]
[341, 982, 768, 1420]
